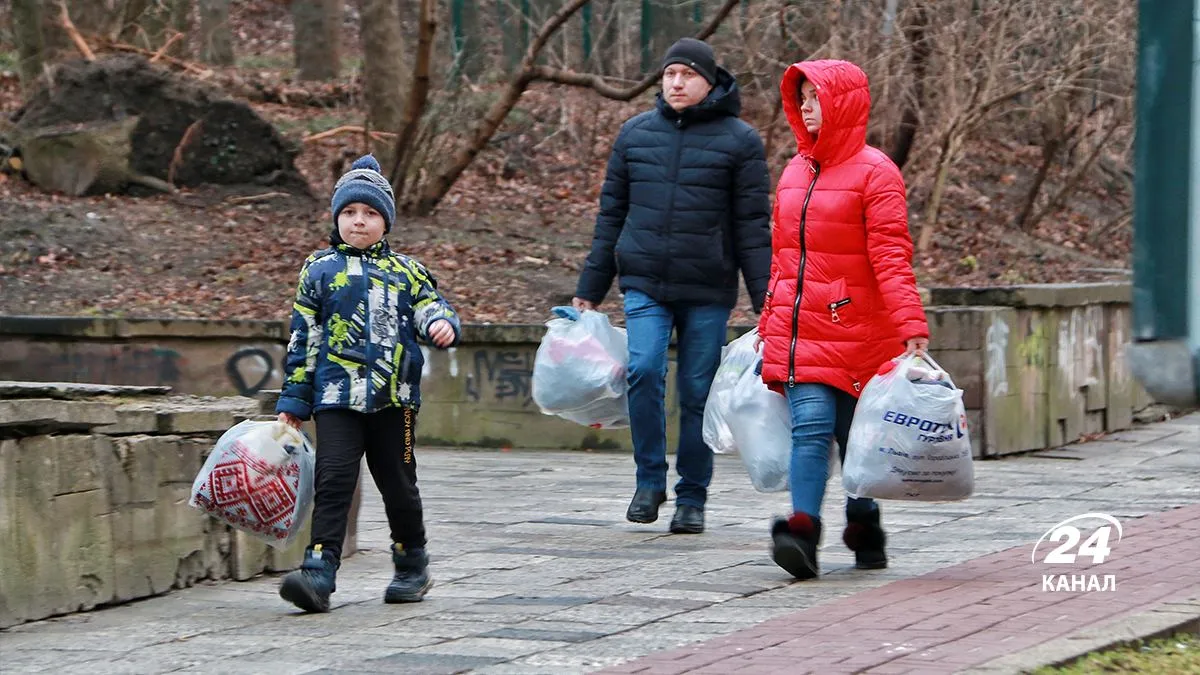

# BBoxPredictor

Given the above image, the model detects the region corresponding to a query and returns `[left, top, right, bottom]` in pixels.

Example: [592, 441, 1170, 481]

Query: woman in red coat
[757, 59, 930, 580]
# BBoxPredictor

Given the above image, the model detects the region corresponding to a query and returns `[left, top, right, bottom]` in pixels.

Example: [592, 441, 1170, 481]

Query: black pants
[310, 406, 425, 560]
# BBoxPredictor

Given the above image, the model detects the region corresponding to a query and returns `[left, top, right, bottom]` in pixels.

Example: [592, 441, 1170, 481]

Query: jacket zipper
[829, 297, 850, 323]
[663, 118, 686, 292]
[788, 161, 820, 386]
[362, 254, 373, 409]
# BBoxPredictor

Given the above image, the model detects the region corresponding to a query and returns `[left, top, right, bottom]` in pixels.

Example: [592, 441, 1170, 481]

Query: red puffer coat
[757, 60, 928, 397]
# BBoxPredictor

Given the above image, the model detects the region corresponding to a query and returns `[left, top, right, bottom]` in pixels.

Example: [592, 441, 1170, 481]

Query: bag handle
[894, 352, 957, 389]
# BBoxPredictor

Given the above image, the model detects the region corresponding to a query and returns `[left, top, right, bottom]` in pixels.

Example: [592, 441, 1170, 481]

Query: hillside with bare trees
[0, 0, 1135, 325]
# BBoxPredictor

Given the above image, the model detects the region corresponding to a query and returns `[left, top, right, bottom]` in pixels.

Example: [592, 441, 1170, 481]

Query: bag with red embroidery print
[532, 306, 629, 429]
[189, 420, 316, 548]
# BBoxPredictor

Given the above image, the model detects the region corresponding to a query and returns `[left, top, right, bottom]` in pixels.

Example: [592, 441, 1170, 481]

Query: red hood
[781, 60, 871, 166]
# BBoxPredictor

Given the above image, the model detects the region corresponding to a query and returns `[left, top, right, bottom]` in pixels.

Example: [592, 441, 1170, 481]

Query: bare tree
[360, 0, 407, 165]
[199, 0, 233, 65]
[10, 0, 45, 95]
[293, 0, 342, 81]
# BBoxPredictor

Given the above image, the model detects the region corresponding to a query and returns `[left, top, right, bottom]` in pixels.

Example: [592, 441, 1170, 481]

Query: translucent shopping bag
[843, 353, 974, 501]
[532, 306, 630, 429]
[189, 420, 316, 548]
[702, 328, 761, 454]
[725, 359, 792, 492]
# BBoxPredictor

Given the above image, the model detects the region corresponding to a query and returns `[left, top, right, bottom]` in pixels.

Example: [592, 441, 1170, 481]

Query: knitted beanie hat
[330, 155, 396, 233]
[661, 38, 717, 85]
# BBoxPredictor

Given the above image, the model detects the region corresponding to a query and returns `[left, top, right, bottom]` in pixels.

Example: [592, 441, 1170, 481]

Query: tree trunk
[359, 0, 407, 165]
[449, 0, 484, 80]
[889, 2, 930, 169]
[293, 0, 343, 81]
[199, 0, 234, 65]
[390, 0, 437, 200]
[10, 0, 45, 95]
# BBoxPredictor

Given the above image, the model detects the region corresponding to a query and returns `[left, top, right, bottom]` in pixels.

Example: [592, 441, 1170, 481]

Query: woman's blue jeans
[784, 382, 877, 519]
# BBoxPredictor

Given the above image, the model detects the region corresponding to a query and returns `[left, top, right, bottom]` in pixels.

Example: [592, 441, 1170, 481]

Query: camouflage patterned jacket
[276, 240, 461, 420]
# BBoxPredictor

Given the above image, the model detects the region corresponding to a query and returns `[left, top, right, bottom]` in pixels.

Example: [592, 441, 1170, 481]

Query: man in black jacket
[573, 38, 772, 534]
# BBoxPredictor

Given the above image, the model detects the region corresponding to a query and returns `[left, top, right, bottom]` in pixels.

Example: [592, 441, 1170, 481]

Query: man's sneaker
[384, 544, 432, 603]
[844, 503, 887, 569]
[770, 512, 821, 580]
[279, 544, 339, 613]
[626, 488, 667, 523]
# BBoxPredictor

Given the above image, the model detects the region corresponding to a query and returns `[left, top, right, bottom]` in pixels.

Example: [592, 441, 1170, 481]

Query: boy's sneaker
[843, 503, 888, 569]
[384, 544, 432, 603]
[770, 512, 821, 580]
[279, 544, 339, 613]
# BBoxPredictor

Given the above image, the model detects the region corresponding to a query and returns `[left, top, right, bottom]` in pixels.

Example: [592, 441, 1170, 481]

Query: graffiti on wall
[465, 349, 534, 406]
[18, 345, 186, 387]
[225, 348, 279, 397]
[985, 317, 1010, 398]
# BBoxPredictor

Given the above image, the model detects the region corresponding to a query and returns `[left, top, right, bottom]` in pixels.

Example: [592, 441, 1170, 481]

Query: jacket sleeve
[575, 124, 631, 305]
[277, 256, 324, 420]
[409, 258, 462, 348]
[732, 127, 773, 313]
[864, 160, 929, 343]
[757, 200, 782, 336]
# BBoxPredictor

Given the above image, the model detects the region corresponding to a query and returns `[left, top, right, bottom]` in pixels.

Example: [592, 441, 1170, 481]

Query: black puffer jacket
[576, 68, 772, 312]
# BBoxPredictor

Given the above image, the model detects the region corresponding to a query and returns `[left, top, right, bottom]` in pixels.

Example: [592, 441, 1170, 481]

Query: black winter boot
[770, 512, 821, 580]
[844, 503, 887, 570]
[384, 544, 432, 603]
[279, 544, 339, 613]
[626, 487, 667, 523]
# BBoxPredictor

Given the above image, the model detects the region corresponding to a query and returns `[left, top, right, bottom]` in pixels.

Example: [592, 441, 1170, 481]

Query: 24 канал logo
[1032, 512, 1122, 592]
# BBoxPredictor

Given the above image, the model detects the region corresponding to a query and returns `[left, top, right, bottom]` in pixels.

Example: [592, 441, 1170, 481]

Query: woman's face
[799, 80, 822, 134]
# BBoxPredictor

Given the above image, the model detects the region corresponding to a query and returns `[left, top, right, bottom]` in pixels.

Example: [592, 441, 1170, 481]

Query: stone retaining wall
[0, 283, 1156, 456]
[0, 382, 357, 630]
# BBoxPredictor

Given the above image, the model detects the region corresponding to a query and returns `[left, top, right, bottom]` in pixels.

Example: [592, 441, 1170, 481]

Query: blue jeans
[785, 382, 877, 519]
[623, 289, 731, 508]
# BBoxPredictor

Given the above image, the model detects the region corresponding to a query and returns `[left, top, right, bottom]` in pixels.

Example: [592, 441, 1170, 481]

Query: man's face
[662, 64, 713, 111]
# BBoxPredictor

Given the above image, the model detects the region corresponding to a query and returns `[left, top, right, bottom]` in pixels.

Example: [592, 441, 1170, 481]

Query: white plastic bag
[843, 353, 974, 501]
[532, 306, 630, 429]
[702, 328, 761, 454]
[189, 420, 316, 548]
[725, 358, 792, 492]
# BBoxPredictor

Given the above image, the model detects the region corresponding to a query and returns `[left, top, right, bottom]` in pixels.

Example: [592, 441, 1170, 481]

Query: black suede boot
[844, 503, 887, 570]
[279, 544, 339, 613]
[626, 487, 667, 523]
[770, 512, 821, 580]
[384, 544, 432, 603]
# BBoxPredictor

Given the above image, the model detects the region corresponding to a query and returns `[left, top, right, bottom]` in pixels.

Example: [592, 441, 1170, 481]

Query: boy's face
[337, 202, 387, 249]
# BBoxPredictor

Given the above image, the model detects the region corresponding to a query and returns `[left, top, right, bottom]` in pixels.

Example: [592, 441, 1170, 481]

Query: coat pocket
[827, 278, 857, 326]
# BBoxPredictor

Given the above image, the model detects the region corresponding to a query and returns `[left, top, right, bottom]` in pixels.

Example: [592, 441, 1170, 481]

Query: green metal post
[1127, 0, 1200, 405]
[582, 2, 593, 63]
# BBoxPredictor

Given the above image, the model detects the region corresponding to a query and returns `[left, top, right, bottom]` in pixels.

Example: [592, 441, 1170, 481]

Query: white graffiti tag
[986, 318, 1010, 397]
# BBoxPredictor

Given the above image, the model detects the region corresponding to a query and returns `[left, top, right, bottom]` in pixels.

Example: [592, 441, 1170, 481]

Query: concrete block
[0, 440, 22, 628]
[0, 399, 118, 435]
[51, 488, 116, 615]
[928, 349, 984, 409]
[108, 436, 173, 506]
[96, 405, 160, 435]
[15, 435, 110, 497]
[0, 381, 171, 399]
[926, 308, 991, 351]
[929, 282, 1131, 308]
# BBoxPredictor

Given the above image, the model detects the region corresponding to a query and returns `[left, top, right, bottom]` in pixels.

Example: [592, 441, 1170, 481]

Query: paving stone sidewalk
[1, 413, 1197, 674]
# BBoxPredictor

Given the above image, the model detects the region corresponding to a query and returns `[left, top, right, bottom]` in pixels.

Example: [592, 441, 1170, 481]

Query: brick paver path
[2, 413, 1197, 673]
[600, 503, 1200, 674]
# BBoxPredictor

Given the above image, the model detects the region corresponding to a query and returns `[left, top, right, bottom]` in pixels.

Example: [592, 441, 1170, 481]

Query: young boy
[275, 155, 460, 613]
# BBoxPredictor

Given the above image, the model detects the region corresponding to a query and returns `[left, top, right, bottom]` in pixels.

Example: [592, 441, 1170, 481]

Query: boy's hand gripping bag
[842, 353, 974, 501]
[702, 328, 761, 454]
[189, 420, 316, 548]
[724, 357, 792, 492]
[531, 306, 630, 429]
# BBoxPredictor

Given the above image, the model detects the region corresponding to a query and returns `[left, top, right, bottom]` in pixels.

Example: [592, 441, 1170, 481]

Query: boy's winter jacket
[276, 240, 460, 420]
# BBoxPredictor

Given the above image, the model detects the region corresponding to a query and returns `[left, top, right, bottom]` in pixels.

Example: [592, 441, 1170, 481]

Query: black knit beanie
[661, 38, 717, 85]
